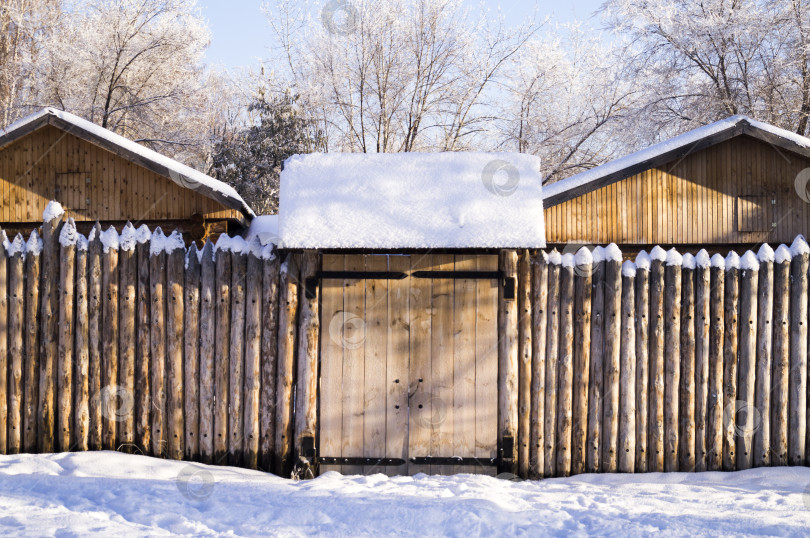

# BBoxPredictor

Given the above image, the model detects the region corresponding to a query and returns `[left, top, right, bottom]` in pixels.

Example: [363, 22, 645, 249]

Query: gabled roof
[542, 115, 810, 207]
[0, 108, 255, 219]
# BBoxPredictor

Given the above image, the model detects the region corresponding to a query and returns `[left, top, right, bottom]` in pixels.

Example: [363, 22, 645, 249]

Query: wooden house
[542, 116, 810, 253]
[0, 108, 254, 240]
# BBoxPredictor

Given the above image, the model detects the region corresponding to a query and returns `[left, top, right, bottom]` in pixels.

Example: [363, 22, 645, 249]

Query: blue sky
[198, 0, 605, 68]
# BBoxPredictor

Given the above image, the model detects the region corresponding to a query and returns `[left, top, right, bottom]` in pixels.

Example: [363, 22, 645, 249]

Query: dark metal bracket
[305, 271, 408, 299]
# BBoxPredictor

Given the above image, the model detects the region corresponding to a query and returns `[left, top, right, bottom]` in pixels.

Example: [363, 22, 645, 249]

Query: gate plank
[363, 255, 388, 475]
[453, 254, 477, 475]
[408, 254, 433, 475]
[430, 254, 455, 475]
[386, 255, 410, 476]
[342, 255, 365, 475]
[476, 255, 499, 477]
[319, 255, 345, 474]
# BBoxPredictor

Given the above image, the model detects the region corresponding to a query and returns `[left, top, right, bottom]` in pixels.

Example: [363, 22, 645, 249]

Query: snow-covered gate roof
[278, 152, 545, 249]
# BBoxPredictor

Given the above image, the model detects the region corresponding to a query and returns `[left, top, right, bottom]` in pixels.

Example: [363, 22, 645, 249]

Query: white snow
[757, 243, 775, 263]
[2, 109, 254, 217]
[248, 236, 276, 261]
[279, 152, 545, 249]
[666, 248, 683, 266]
[7, 234, 24, 257]
[119, 223, 137, 252]
[790, 235, 810, 257]
[711, 253, 726, 269]
[747, 117, 810, 149]
[741, 251, 760, 271]
[547, 250, 562, 265]
[725, 251, 741, 270]
[603, 243, 622, 262]
[621, 260, 636, 277]
[136, 224, 151, 244]
[591, 245, 606, 264]
[561, 252, 575, 268]
[681, 253, 696, 270]
[650, 245, 667, 262]
[245, 214, 280, 246]
[775, 244, 792, 264]
[42, 200, 64, 223]
[25, 230, 42, 256]
[574, 246, 593, 266]
[1, 230, 7, 251]
[58, 218, 78, 247]
[634, 250, 651, 271]
[0, 452, 809, 536]
[99, 227, 119, 253]
[149, 228, 167, 257]
[164, 230, 185, 254]
[77, 234, 89, 252]
[695, 249, 711, 269]
[215, 234, 249, 255]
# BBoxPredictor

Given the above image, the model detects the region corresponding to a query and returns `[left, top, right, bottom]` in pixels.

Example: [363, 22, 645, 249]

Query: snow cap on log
[8, 233, 25, 257]
[775, 244, 792, 264]
[547, 249, 562, 265]
[665, 248, 683, 266]
[757, 243, 775, 263]
[77, 234, 89, 252]
[575, 246, 593, 266]
[58, 218, 78, 247]
[790, 235, 810, 257]
[634, 250, 651, 271]
[725, 250, 740, 270]
[710, 253, 725, 269]
[100, 226, 119, 253]
[681, 253, 696, 270]
[603, 243, 622, 262]
[1, 229, 7, 251]
[119, 222, 137, 252]
[621, 260, 636, 277]
[248, 236, 275, 261]
[149, 227, 167, 257]
[42, 200, 64, 223]
[561, 252, 575, 268]
[695, 249, 711, 269]
[740, 250, 760, 271]
[650, 245, 667, 262]
[164, 230, 185, 254]
[591, 246, 605, 264]
[136, 224, 151, 244]
[215, 234, 248, 256]
[26, 229, 43, 256]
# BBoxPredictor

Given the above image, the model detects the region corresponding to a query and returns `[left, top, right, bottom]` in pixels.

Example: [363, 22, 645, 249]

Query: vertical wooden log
[619, 261, 636, 473]
[100, 227, 119, 451]
[214, 239, 232, 465]
[23, 231, 41, 452]
[166, 236, 185, 461]
[788, 238, 808, 466]
[294, 250, 320, 468]
[679, 255, 696, 471]
[498, 249, 520, 475]
[38, 207, 62, 454]
[529, 252, 548, 479]
[634, 252, 650, 472]
[184, 243, 201, 461]
[587, 250, 606, 473]
[259, 253, 280, 472]
[723, 253, 740, 471]
[771, 246, 791, 467]
[736, 252, 759, 471]
[663, 250, 682, 472]
[73, 237, 89, 452]
[648, 247, 666, 472]
[707, 255, 725, 471]
[555, 255, 574, 477]
[543, 253, 560, 478]
[87, 223, 102, 451]
[7, 235, 24, 454]
[149, 229, 168, 457]
[517, 250, 533, 478]
[134, 226, 151, 454]
[117, 224, 137, 451]
[57, 220, 77, 452]
[693, 251, 711, 472]
[275, 253, 299, 477]
[0, 232, 7, 454]
[229, 245, 247, 466]
[571, 248, 592, 476]
[243, 242, 263, 470]
[602, 247, 622, 473]
[753, 245, 773, 468]
[198, 242, 216, 464]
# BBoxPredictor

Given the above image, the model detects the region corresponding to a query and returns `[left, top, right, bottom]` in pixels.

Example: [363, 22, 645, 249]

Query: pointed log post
[679, 255, 696, 472]
[693, 251, 711, 472]
[184, 243, 201, 461]
[736, 252, 759, 471]
[498, 249, 520, 476]
[38, 204, 63, 453]
[602, 246, 622, 473]
[134, 226, 151, 454]
[788, 238, 808, 466]
[517, 250, 533, 478]
[663, 249, 682, 472]
[707, 255, 725, 471]
[294, 250, 321, 470]
[275, 253, 299, 477]
[117, 224, 137, 451]
[100, 227, 119, 452]
[723, 252, 740, 471]
[571, 248, 592, 476]
[23, 230, 42, 453]
[7, 235, 24, 454]
[87, 223, 103, 451]
[243, 241, 264, 470]
[753, 245, 773, 468]
[73, 237, 89, 453]
[198, 242, 216, 464]
[228, 245, 248, 466]
[634, 252, 650, 472]
[0, 231, 7, 454]
[166, 234, 185, 461]
[543, 253, 561, 477]
[149, 229, 168, 458]
[56, 219, 77, 452]
[214, 238, 232, 465]
[648, 247, 666, 472]
[529, 252, 548, 479]
[555, 255, 574, 477]
[619, 261, 636, 473]
[259, 252, 280, 472]
[771, 246, 791, 467]
[587, 249, 606, 473]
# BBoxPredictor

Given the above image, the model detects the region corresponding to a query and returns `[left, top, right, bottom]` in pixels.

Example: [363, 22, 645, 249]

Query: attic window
[736, 195, 773, 233]
[54, 172, 90, 213]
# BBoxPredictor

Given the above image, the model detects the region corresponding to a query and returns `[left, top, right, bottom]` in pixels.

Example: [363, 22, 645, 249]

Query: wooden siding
[545, 135, 810, 246]
[0, 125, 238, 223]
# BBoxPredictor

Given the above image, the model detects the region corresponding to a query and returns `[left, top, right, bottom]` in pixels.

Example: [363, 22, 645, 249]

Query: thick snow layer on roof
[279, 152, 545, 249]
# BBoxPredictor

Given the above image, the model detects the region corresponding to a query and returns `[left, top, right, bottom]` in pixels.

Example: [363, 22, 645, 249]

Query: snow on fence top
[278, 152, 545, 249]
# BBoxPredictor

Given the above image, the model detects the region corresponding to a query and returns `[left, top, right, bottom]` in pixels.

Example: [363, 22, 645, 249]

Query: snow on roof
[0, 108, 255, 219]
[279, 152, 545, 249]
[543, 115, 810, 206]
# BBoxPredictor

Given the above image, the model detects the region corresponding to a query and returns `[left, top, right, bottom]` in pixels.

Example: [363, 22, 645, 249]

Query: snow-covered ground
[0, 452, 808, 537]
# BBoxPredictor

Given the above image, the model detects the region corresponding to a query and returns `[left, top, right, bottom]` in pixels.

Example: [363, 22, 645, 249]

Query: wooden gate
[318, 253, 499, 476]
